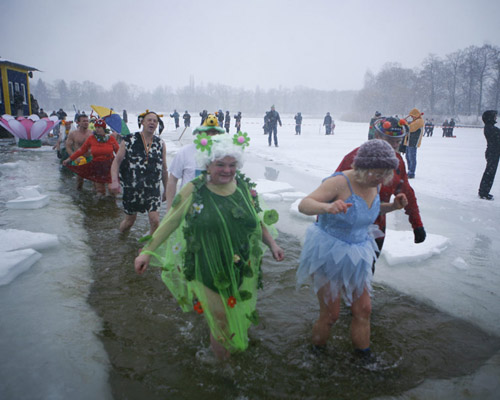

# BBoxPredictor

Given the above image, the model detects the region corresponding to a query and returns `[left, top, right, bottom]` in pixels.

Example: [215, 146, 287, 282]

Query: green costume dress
[142, 171, 278, 352]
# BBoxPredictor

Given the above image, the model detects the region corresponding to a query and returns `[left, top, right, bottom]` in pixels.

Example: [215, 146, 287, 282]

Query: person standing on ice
[402, 108, 424, 179]
[267, 105, 282, 147]
[234, 111, 242, 133]
[323, 112, 333, 135]
[478, 110, 500, 200]
[336, 117, 426, 272]
[224, 111, 231, 133]
[295, 112, 302, 135]
[297, 139, 408, 357]
[170, 110, 180, 129]
[183, 111, 191, 127]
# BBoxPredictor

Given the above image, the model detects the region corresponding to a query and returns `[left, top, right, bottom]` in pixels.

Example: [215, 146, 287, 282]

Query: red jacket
[70, 135, 119, 162]
[335, 147, 423, 231]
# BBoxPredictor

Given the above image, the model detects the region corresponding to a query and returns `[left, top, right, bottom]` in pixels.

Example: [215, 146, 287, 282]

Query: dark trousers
[479, 151, 500, 196]
[295, 125, 301, 135]
[268, 126, 278, 146]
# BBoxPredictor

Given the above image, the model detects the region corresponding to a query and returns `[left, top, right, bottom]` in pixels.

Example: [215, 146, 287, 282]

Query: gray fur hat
[353, 139, 399, 170]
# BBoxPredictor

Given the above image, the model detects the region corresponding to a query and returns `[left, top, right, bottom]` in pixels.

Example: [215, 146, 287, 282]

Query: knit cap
[353, 139, 399, 170]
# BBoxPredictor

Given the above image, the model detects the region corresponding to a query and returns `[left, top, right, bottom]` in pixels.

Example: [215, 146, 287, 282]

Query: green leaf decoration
[138, 234, 152, 243]
[242, 264, 254, 278]
[239, 290, 252, 301]
[263, 209, 279, 225]
[246, 310, 260, 325]
[231, 206, 245, 219]
[178, 296, 190, 307]
[214, 272, 231, 290]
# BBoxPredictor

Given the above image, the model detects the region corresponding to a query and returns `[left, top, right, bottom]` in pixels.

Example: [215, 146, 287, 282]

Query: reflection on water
[78, 188, 500, 400]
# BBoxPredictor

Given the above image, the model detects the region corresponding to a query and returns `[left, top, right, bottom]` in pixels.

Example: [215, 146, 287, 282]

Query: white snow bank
[255, 179, 294, 194]
[381, 229, 450, 266]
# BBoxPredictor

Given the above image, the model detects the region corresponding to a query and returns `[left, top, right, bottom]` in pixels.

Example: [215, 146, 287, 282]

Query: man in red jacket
[336, 116, 426, 272]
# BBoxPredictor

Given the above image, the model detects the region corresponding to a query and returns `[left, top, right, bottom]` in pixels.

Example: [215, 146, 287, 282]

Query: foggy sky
[1, 0, 499, 92]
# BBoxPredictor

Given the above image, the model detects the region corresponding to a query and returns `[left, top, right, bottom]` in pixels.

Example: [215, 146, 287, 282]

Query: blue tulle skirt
[297, 224, 380, 306]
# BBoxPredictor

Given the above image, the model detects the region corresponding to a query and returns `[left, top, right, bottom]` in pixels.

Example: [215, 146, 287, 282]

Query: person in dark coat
[263, 112, 270, 135]
[170, 110, 180, 129]
[294, 112, 302, 135]
[224, 111, 231, 133]
[478, 110, 500, 200]
[216, 109, 224, 128]
[448, 118, 456, 137]
[323, 112, 333, 135]
[123, 110, 128, 123]
[199, 109, 208, 125]
[56, 108, 67, 121]
[234, 111, 242, 132]
[442, 119, 449, 137]
[183, 111, 191, 127]
[38, 108, 48, 118]
[424, 119, 434, 137]
[267, 105, 282, 147]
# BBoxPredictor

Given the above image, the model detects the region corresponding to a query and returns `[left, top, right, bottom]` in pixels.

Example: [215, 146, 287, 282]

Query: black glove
[414, 227, 426, 243]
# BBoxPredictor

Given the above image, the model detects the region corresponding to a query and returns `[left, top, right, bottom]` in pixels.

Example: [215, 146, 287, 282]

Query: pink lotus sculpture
[0, 114, 61, 147]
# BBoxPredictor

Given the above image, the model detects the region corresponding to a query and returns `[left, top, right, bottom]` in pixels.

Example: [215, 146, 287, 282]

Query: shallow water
[2, 147, 500, 400]
[79, 192, 499, 399]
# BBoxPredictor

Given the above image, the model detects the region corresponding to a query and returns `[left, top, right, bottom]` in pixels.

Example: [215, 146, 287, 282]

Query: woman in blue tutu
[297, 139, 408, 356]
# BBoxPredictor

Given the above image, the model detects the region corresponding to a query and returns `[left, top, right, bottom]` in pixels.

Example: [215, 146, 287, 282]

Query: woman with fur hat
[297, 139, 408, 357]
[134, 133, 284, 360]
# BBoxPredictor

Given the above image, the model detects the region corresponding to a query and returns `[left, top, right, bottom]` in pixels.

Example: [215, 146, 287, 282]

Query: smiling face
[207, 156, 238, 185]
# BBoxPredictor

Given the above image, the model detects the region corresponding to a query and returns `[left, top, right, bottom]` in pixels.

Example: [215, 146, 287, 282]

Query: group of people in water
[54, 108, 430, 362]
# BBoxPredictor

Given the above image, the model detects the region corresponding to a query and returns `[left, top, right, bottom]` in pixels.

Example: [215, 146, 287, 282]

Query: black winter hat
[482, 110, 497, 125]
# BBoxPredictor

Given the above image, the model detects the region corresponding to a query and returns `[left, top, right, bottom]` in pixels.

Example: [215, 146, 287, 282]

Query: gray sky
[1, 0, 499, 91]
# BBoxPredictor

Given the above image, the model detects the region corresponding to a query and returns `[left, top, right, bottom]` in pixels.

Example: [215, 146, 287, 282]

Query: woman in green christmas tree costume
[134, 132, 284, 359]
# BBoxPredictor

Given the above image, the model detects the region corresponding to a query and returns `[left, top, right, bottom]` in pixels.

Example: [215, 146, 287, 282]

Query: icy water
[1, 147, 500, 400]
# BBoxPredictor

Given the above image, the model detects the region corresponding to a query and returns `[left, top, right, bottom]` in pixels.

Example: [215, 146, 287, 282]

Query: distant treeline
[31, 44, 499, 122]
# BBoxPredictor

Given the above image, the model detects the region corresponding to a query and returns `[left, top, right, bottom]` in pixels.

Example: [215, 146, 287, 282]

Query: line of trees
[31, 44, 499, 122]
[352, 44, 500, 122]
[31, 78, 356, 117]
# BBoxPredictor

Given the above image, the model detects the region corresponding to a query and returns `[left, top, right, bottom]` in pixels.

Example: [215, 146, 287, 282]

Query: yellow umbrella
[90, 105, 117, 118]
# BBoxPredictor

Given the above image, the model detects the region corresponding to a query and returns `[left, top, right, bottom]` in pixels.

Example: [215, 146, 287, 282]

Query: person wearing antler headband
[134, 133, 284, 360]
